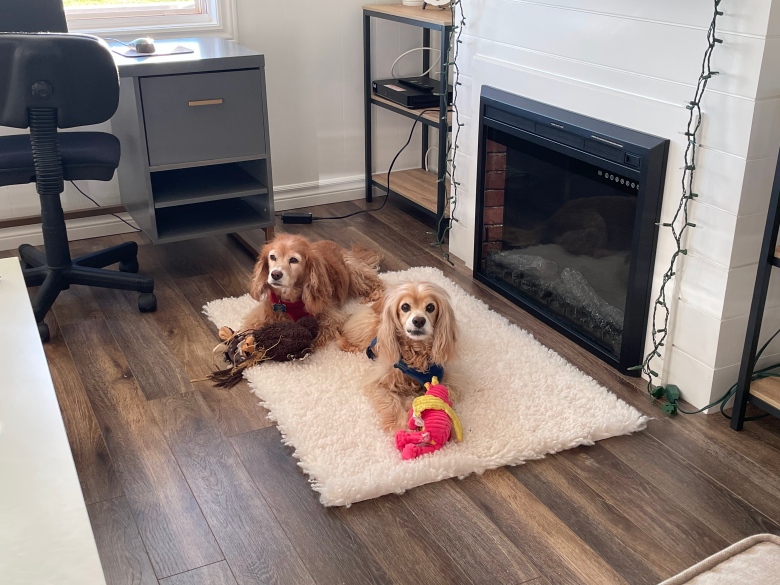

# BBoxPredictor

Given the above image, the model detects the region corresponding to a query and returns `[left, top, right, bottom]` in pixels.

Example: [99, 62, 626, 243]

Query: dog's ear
[431, 289, 458, 364]
[249, 242, 272, 301]
[301, 248, 333, 316]
[375, 290, 402, 364]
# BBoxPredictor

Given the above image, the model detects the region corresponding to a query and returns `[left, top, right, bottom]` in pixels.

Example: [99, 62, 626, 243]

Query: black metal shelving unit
[363, 4, 452, 233]
[731, 148, 780, 429]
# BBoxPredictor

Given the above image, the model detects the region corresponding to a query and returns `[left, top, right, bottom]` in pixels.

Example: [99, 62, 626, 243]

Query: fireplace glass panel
[480, 127, 640, 357]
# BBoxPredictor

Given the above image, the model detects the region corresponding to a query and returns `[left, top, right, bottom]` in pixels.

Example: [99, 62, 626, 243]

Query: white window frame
[64, 0, 237, 40]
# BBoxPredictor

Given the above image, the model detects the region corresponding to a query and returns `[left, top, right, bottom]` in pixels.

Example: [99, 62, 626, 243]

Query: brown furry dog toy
[208, 316, 319, 388]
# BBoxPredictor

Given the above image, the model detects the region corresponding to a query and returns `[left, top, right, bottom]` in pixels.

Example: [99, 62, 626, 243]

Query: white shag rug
[204, 266, 648, 507]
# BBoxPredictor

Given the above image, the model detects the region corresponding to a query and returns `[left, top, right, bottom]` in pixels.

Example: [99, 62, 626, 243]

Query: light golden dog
[339, 281, 461, 431]
[236, 234, 383, 347]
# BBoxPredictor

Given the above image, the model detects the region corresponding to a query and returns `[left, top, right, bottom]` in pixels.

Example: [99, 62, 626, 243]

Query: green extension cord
[653, 326, 780, 421]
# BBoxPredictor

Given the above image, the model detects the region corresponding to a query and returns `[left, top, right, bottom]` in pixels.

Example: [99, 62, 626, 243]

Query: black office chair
[0, 33, 156, 341]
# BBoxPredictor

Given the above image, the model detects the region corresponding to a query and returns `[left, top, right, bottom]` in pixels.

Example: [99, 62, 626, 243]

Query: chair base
[19, 240, 155, 341]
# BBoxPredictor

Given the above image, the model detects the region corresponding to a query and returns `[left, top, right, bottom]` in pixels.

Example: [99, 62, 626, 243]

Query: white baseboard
[0, 214, 138, 252]
[273, 175, 365, 211]
[0, 176, 367, 251]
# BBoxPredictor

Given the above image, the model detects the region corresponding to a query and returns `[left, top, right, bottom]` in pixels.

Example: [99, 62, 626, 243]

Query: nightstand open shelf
[151, 162, 269, 209]
[363, 4, 452, 238]
[155, 195, 271, 244]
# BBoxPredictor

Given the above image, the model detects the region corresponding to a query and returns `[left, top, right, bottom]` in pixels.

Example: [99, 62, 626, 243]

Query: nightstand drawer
[140, 69, 266, 167]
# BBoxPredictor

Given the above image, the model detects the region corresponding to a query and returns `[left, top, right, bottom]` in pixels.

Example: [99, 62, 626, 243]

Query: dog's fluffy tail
[349, 245, 382, 270]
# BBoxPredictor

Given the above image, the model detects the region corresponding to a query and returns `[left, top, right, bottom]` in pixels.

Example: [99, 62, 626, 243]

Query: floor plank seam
[642, 425, 780, 530]
[224, 433, 321, 585]
[156, 558, 231, 583]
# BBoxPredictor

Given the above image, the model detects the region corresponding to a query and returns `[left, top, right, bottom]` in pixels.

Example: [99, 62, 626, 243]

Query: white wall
[234, 0, 429, 195]
[447, 0, 780, 409]
[0, 0, 425, 249]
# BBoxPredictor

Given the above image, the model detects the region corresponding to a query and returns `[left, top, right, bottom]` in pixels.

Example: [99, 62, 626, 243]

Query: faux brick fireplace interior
[473, 87, 669, 373]
[480, 140, 508, 256]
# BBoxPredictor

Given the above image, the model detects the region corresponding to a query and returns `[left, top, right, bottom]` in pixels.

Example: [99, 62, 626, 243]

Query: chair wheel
[138, 292, 157, 312]
[119, 259, 139, 273]
[38, 322, 50, 343]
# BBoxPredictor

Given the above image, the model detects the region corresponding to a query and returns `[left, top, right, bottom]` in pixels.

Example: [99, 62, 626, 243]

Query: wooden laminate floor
[11, 199, 780, 585]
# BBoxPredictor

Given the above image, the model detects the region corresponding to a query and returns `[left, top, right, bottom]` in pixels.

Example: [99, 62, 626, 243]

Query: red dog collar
[269, 291, 312, 322]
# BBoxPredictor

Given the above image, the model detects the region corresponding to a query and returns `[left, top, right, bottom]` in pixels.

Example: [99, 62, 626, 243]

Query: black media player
[372, 76, 453, 109]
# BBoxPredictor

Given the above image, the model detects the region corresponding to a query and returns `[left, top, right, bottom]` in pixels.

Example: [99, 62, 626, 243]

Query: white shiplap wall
[447, 0, 780, 409]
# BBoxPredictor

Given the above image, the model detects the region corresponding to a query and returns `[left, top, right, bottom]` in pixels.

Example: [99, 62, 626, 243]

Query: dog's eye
[401, 303, 411, 312]
[289, 257, 299, 264]
[425, 303, 436, 313]
[269, 254, 276, 261]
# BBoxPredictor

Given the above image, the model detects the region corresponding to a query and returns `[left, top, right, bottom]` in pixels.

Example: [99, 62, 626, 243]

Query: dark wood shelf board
[371, 95, 451, 128]
[152, 164, 268, 209]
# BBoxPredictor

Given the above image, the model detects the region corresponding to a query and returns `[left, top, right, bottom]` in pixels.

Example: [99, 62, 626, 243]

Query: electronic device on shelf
[372, 76, 452, 109]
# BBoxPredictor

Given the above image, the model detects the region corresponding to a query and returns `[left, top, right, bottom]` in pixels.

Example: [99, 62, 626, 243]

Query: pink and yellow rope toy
[395, 376, 463, 460]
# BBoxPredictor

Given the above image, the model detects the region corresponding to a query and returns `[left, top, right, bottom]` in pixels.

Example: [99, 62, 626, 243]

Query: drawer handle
[188, 98, 224, 107]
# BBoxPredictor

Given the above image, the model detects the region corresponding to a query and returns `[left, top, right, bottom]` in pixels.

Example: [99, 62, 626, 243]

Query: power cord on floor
[281, 108, 436, 223]
[657, 325, 779, 421]
[70, 181, 141, 232]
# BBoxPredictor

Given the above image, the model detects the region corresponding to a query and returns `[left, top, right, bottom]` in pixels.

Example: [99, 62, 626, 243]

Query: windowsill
[65, 0, 237, 41]
[68, 22, 235, 42]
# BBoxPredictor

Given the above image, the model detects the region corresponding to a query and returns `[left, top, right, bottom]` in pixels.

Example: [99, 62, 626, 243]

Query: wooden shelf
[373, 168, 448, 214]
[151, 163, 268, 209]
[363, 4, 452, 28]
[371, 95, 451, 127]
[750, 377, 780, 412]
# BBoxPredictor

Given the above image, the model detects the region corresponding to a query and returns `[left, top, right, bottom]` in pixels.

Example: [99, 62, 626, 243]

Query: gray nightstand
[110, 37, 274, 244]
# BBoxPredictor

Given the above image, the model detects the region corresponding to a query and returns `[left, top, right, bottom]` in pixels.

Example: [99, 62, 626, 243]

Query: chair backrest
[0, 0, 68, 34]
[0, 33, 119, 129]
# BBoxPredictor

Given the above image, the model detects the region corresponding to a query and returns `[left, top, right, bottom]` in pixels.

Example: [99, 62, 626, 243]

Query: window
[63, 0, 236, 38]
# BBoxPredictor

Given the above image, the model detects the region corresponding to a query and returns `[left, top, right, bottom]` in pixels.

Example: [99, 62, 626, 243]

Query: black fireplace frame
[473, 86, 669, 374]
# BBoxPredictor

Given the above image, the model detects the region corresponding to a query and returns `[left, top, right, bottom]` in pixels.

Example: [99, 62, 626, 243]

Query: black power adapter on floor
[281, 212, 313, 224]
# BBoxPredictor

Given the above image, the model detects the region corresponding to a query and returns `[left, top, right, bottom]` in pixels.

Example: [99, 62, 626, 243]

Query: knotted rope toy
[395, 376, 463, 460]
[206, 316, 319, 388]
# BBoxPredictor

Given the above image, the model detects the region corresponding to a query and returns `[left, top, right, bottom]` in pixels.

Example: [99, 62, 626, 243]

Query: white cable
[390, 47, 441, 79]
[424, 146, 438, 172]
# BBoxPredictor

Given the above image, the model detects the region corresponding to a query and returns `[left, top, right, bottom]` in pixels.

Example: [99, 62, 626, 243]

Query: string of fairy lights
[630, 0, 724, 414]
[427, 1, 732, 416]
[433, 0, 465, 263]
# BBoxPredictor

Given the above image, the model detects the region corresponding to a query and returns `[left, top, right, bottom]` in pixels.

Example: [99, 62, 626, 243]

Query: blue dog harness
[366, 337, 444, 386]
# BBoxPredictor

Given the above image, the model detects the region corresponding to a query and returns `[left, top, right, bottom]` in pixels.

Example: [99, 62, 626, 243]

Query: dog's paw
[312, 333, 331, 350]
[337, 336, 361, 353]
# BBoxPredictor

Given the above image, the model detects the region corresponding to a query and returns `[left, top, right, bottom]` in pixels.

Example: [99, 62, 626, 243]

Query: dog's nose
[412, 316, 426, 328]
[271, 270, 283, 281]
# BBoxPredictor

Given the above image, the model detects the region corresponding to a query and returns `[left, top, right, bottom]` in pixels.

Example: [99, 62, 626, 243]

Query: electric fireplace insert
[473, 87, 669, 373]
